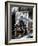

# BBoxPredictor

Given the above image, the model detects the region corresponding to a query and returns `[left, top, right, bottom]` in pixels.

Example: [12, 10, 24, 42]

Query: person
[23, 25, 27, 35]
[19, 20, 25, 36]
[15, 24, 22, 38]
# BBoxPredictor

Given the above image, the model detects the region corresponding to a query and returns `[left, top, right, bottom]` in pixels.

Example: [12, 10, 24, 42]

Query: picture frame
[5, 1, 37, 45]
